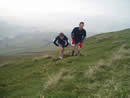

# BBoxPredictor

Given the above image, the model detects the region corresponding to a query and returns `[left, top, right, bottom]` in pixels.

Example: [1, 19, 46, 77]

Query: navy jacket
[53, 35, 69, 47]
[71, 27, 86, 43]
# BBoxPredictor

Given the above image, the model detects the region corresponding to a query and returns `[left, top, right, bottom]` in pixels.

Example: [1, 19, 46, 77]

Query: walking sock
[72, 51, 75, 56]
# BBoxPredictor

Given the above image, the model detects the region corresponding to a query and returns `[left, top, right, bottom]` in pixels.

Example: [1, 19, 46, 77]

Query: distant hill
[0, 32, 58, 56]
[0, 29, 130, 97]
[0, 21, 59, 56]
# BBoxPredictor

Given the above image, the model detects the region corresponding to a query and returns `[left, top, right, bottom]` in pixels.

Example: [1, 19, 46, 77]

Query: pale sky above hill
[0, 0, 130, 33]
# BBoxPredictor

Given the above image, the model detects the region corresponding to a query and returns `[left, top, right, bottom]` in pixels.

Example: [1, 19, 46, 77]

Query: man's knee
[78, 42, 82, 48]
[78, 46, 81, 51]
[61, 47, 64, 51]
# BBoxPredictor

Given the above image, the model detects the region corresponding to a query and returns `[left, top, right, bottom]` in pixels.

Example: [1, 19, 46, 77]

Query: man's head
[59, 32, 64, 40]
[79, 22, 84, 30]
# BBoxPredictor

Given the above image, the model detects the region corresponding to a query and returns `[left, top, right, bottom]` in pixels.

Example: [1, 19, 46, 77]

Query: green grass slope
[0, 29, 130, 97]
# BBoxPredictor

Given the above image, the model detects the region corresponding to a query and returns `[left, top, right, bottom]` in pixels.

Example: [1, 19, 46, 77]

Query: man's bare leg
[72, 45, 76, 56]
[59, 45, 64, 59]
[78, 45, 81, 56]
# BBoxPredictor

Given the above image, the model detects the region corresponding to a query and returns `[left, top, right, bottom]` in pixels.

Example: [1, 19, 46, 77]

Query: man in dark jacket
[53, 32, 69, 59]
[71, 22, 86, 56]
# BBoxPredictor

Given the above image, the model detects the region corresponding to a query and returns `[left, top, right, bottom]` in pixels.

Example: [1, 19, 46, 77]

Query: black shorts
[59, 43, 65, 48]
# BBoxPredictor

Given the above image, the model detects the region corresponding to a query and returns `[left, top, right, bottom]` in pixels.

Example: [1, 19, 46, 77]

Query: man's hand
[72, 40, 75, 44]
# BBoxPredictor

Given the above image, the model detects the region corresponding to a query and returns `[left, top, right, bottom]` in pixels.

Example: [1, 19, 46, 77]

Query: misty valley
[0, 32, 58, 55]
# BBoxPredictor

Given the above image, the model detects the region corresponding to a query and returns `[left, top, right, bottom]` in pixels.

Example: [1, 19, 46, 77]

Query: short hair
[80, 22, 84, 25]
[59, 32, 64, 37]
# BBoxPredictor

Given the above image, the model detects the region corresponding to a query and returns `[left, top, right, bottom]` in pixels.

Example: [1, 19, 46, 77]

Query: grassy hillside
[0, 29, 130, 97]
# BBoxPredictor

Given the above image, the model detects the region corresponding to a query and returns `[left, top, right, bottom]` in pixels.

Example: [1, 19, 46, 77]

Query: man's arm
[53, 36, 59, 47]
[82, 30, 86, 42]
[71, 28, 76, 40]
[64, 36, 69, 47]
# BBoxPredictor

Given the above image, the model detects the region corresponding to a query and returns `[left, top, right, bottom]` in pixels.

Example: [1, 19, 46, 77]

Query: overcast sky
[0, 0, 130, 33]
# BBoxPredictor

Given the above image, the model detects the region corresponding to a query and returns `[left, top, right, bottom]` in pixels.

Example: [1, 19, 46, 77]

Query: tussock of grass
[32, 55, 55, 62]
[96, 33, 112, 39]
[109, 44, 130, 65]
[0, 62, 9, 67]
[103, 78, 121, 91]
[44, 72, 62, 89]
[96, 77, 122, 96]
[62, 75, 73, 80]
[85, 44, 129, 77]
[83, 44, 130, 97]
[44, 68, 72, 89]
[85, 59, 107, 77]
[95, 33, 113, 42]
